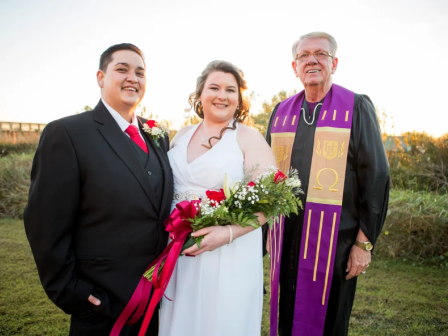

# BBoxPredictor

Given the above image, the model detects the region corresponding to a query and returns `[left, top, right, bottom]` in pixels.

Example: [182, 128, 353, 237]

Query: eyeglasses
[295, 51, 334, 62]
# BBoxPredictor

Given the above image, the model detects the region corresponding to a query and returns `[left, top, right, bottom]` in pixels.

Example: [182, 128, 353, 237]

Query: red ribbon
[110, 200, 200, 336]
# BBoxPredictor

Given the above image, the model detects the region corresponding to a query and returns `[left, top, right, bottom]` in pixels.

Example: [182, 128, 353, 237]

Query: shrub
[0, 132, 39, 156]
[0, 143, 38, 156]
[387, 132, 448, 194]
[376, 189, 448, 265]
[0, 153, 33, 219]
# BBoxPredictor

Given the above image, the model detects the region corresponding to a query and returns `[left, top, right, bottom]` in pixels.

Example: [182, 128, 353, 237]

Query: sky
[0, 0, 447, 136]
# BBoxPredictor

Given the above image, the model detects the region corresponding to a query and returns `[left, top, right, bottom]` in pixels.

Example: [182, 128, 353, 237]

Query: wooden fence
[0, 122, 47, 135]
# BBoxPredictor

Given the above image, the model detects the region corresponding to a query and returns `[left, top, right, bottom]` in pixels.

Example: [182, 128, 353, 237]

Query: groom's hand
[88, 295, 101, 306]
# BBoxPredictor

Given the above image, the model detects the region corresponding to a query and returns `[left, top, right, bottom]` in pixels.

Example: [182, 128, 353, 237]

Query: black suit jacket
[24, 100, 173, 319]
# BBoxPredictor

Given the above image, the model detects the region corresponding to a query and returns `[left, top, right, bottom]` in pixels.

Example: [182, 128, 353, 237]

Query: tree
[180, 114, 201, 127]
[135, 104, 153, 119]
[75, 105, 93, 114]
[139, 105, 148, 118]
[251, 90, 297, 136]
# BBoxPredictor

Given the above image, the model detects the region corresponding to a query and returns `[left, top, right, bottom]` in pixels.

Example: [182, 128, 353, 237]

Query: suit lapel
[138, 117, 171, 215]
[94, 101, 160, 213]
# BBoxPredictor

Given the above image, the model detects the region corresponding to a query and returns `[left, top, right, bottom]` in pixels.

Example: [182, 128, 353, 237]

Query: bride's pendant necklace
[199, 123, 221, 143]
[302, 103, 322, 126]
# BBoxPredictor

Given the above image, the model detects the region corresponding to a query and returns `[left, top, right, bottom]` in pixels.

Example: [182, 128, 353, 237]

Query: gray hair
[292, 32, 338, 60]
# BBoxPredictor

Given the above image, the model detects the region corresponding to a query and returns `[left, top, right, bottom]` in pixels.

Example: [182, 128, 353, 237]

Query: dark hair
[99, 43, 145, 72]
[186, 60, 251, 148]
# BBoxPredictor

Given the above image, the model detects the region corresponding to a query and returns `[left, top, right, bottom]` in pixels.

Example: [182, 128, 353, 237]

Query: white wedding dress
[159, 122, 263, 336]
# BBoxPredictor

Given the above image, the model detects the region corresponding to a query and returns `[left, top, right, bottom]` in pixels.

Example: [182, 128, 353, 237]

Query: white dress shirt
[101, 98, 145, 142]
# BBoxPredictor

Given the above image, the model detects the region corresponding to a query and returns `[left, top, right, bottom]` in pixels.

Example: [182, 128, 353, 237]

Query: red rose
[274, 170, 287, 184]
[206, 188, 226, 206]
[147, 120, 157, 128]
[247, 181, 256, 187]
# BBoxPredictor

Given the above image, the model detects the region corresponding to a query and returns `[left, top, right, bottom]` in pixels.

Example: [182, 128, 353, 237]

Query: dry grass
[0, 154, 33, 219]
[0, 132, 41, 145]
[0, 133, 39, 157]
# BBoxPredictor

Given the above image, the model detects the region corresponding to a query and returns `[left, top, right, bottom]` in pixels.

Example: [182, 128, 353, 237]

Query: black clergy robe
[265, 93, 390, 336]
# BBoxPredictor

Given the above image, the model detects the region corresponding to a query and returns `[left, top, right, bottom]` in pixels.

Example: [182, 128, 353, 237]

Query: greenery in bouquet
[188, 165, 303, 246]
[143, 166, 302, 281]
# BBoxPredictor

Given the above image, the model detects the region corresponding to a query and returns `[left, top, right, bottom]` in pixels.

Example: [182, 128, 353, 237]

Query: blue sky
[0, 0, 447, 135]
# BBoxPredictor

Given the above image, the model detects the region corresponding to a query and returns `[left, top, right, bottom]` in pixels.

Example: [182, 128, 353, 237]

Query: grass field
[1, 219, 447, 335]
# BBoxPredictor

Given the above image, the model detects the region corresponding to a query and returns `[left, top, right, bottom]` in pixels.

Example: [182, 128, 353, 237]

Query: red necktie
[125, 125, 148, 154]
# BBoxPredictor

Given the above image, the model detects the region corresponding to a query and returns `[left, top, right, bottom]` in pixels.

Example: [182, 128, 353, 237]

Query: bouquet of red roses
[144, 165, 302, 279]
[111, 166, 302, 336]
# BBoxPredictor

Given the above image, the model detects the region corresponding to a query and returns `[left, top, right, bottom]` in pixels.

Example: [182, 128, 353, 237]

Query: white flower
[223, 173, 241, 198]
[285, 178, 301, 188]
[142, 120, 169, 143]
[151, 127, 161, 136]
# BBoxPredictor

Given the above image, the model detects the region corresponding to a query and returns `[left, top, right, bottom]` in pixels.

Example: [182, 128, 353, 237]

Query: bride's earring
[235, 105, 240, 116]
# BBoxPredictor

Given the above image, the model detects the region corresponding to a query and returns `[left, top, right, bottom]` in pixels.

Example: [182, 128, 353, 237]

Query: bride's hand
[182, 226, 230, 256]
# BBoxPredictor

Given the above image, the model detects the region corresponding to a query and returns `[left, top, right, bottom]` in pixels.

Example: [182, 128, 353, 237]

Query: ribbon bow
[111, 200, 200, 336]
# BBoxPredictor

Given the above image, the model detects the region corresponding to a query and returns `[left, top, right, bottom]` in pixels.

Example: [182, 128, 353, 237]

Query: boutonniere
[143, 120, 169, 147]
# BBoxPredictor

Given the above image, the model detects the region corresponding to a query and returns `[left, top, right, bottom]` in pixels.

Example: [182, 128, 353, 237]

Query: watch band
[354, 240, 373, 251]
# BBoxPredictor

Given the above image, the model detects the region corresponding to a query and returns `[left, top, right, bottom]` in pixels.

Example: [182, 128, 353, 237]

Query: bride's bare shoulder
[170, 125, 196, 149]
[237, 122, 276, 170]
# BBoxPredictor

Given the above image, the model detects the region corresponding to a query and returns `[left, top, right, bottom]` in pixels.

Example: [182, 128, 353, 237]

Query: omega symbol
[313, 168, 339, 192]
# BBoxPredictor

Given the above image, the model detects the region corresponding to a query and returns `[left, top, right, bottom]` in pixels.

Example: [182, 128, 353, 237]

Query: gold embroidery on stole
[270, 95, 353, 308]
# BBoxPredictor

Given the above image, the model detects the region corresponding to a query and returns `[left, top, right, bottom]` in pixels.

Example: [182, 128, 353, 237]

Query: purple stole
[269, 84, 355, 336]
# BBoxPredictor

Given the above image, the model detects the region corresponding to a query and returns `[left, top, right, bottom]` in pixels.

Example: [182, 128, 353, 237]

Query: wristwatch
[354, 240, 373, 251]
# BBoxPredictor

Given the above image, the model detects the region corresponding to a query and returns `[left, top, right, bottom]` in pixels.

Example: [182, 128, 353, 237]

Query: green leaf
[181, 236, 196, 252]
[194, 235, 204, 249]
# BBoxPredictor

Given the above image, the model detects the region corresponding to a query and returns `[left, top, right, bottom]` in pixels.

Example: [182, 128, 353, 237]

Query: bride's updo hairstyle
[186, 60, 251, 149]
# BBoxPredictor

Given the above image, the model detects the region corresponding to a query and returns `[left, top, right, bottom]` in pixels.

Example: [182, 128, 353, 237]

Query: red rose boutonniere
[142, 120, 169, 147]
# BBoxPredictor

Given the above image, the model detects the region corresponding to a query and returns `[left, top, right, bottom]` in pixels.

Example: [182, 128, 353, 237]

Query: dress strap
[175, 122, 202, 148]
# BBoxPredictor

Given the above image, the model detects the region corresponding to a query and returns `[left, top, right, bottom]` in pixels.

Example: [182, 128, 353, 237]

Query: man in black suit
[24, 43, 173, 335]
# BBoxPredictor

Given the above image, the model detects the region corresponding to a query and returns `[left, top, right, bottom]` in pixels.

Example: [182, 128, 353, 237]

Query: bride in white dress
[159, 61, 276, 336]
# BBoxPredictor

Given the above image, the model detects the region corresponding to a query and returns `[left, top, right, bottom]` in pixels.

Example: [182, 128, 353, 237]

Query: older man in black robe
[265, 32, 390, 336]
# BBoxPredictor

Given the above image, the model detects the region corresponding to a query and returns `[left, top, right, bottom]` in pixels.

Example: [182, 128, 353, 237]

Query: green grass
[0, 219, 69, 335]
[349, 260, 448, 335]
[1, 220, 447, 335]
[261, 257, 448, 336]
